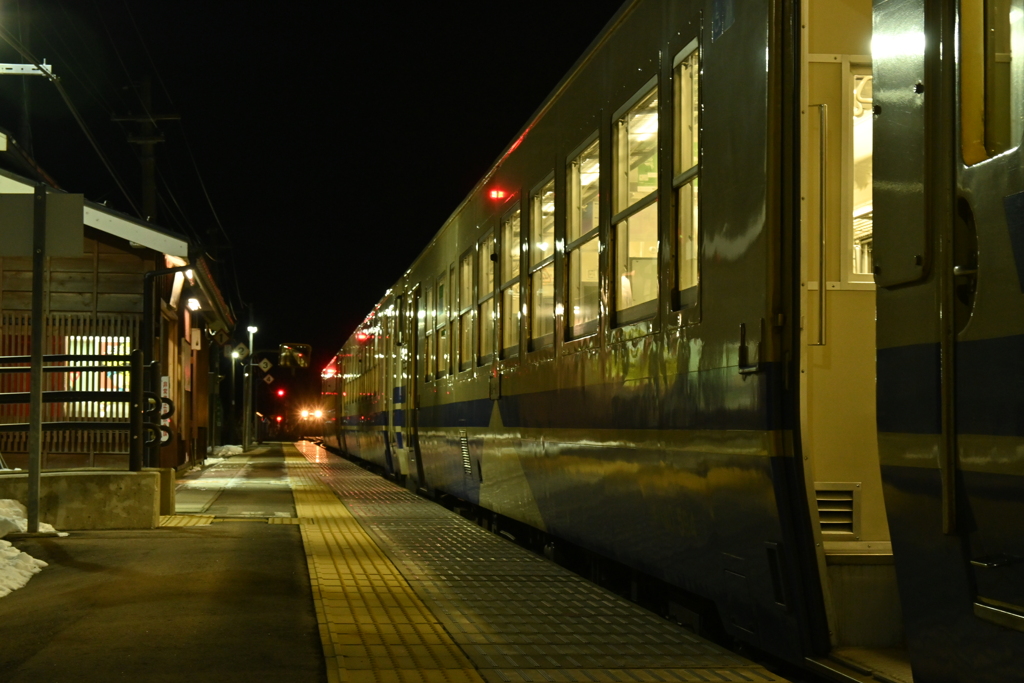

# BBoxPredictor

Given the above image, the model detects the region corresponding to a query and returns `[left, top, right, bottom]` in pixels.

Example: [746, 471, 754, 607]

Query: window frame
[566, 132, 602, 340]
[477, 229, 497, 365]
[435, 271, 449, 378]
[527, 174, 556, 350]
[612, 76, 661, 327]
[458, 248, 475, 372]
[423, 284, 434, 382]
[499, 203, 522, 359]
[672, 39, 702, 312]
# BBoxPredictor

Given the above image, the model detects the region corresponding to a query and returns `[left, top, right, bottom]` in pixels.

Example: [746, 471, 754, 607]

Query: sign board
[233, 343, 249, 360]
[0, 193, 84, 257]
[190, 328, 202, 351]
[258, 358, 273, 372]
[263, 374, 274, 385]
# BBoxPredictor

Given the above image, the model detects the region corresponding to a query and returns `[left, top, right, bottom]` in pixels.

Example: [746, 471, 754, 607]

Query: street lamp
[230, 350, 240, 444]
[243, 325, 257, 451]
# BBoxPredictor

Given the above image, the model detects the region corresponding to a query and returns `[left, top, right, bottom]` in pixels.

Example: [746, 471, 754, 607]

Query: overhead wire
[118, 0, 231, 245]
[0, 23, 140, 216]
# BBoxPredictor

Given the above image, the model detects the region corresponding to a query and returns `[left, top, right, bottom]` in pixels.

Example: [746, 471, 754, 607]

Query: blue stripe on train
[877, 335, 1024, 436]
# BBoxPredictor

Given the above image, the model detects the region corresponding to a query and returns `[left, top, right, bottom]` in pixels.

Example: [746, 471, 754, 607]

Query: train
[319, 2, 1024, 681]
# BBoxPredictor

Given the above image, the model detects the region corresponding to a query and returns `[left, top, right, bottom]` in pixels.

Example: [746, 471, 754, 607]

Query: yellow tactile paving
[284, 446, 486, 683]
[159, 515, 214, 527]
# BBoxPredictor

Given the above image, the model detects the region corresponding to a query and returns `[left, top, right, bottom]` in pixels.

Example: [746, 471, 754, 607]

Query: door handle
[810, 104, 828, 346]
[953, 265, 978, 276]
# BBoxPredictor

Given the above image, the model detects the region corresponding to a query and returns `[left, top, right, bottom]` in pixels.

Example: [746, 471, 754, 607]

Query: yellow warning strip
[285, 447, 484, 683]
[159, 515, 214, 527]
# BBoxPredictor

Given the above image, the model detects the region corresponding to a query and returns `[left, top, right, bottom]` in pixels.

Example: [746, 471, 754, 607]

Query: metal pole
[129, 349, 144, 471]
[242, 360, 251, 451]
[27, 185, 45, 534]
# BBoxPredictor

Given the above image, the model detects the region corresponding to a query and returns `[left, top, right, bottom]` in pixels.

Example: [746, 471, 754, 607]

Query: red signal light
[355, 331, 369, 342]
[489, 189, 507, 200]
[277, 389, 285, 397]
[275, 415, 282, 423]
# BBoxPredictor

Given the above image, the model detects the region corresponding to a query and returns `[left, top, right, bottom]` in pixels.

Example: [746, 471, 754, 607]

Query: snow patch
[0, 499, 52, 599]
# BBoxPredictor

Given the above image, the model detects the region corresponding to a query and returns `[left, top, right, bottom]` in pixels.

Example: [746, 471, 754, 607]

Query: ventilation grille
[459, 430, 472, 473]
[816, 488, 855, 534]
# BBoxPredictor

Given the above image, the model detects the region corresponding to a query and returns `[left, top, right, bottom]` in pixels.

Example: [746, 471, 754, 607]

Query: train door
[387, 295, 412, 481]
[404, 287, 427, 492]
[955, 0, 1024, 638]
[800, 1, 907, 675]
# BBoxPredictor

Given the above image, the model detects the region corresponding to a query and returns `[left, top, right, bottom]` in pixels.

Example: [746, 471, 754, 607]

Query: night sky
[0, 0, 625, 375]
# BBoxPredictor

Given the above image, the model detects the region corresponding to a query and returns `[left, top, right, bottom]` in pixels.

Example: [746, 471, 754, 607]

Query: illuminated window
[674, 46, 700, 303]
[567, 137, 601, 338]
[962, 0, 1024, 163]
[459, 250, 474, 371]
[435, 272, 448, 378]
[64, 336, 131, 419]
[424, 285, 434, 381]
[478, 232, 496, 362]
[614, 82, 660, 323]
[529, 179, 556, 349]
[851, 69, 874, 277]
[500, 207, 521, 357]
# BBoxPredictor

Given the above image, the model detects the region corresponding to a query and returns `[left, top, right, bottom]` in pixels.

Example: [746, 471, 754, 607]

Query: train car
[321, 1, 1024, 681]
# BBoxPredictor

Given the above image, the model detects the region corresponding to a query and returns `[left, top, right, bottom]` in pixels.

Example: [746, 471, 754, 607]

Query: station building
[0, 128, 235, 471]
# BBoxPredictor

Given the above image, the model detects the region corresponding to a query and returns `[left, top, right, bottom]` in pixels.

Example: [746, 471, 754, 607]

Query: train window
[529, 178, 556, 349]
[478, 232, 496, 363]
[568, 137, 601, 338]
[500, 206, 522, 357]
[615, 86, 659, 213]
[437, 327, 448, 378]
[436, 272, 448, 377]
[424, 285, 434, 381]
[568, 236, 600, 337]
[614, 82, 660, 324]
[962, 0, 1024, 164]
[850, 69, 874, 278]
[459, 250, 474, 371]
[531, 180, 556, 264]
[674, 44, 700, 303]
[615, 200, 659, 318]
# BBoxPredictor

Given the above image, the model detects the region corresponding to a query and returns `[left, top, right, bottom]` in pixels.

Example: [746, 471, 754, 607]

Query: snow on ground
[208, 445, 242, 457]
[0, 499, 52, 599]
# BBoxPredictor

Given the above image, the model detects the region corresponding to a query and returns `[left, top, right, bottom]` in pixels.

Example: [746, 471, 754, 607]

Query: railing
[0, 349, 173, 471]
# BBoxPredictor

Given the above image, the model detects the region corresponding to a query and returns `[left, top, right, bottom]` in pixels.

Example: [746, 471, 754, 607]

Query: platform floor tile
[289, 442, 788, 683]
[159, 514, 214, 526]
[286, 447, 486, 683]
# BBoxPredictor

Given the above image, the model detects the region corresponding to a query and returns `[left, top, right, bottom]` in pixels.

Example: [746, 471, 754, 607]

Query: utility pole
[112, 76, 179, 221]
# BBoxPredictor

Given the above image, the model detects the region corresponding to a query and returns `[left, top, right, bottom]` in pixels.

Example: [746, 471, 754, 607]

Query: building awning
[0, 164, 189, 257]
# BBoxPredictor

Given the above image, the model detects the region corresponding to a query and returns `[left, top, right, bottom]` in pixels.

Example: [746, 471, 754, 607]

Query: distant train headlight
[301, 409, 309, 419]
[314, 410, 323, 419]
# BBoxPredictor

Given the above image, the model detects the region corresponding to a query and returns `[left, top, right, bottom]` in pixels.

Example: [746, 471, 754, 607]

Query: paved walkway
[0, 442, 789, 683]
[0, 446, 324, 683]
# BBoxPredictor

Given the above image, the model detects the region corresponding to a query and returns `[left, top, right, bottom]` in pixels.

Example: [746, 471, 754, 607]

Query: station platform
[0, 442, 790, 683]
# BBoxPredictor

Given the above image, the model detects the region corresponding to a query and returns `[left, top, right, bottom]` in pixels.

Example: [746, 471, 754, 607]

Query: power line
[0, 23, 140, 216]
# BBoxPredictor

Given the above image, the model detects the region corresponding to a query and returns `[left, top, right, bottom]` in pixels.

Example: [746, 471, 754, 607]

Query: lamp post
[230, 350, 239, 444]
[243, 325, 257, 450]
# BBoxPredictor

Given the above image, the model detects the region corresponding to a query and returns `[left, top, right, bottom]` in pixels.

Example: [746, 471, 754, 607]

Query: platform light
[185, 268, 194, 281]
[247, 325, 258, 334]
[186, 298, 201, 311]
